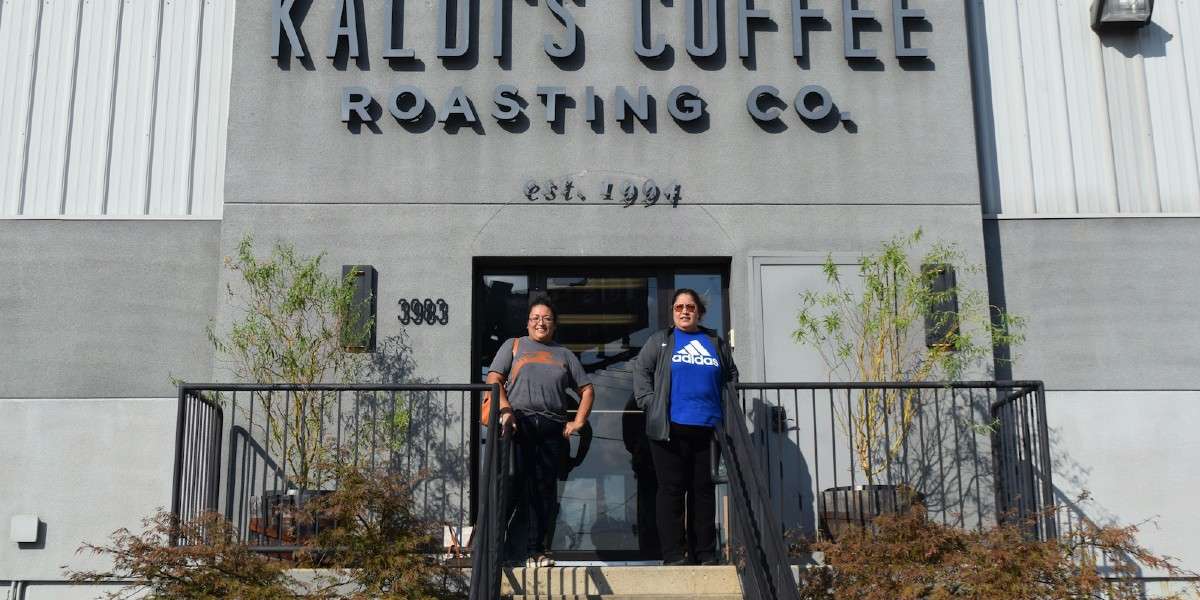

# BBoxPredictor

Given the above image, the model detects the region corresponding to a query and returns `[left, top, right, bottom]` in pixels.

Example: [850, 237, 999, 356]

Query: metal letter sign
[278, 1, 943, 131]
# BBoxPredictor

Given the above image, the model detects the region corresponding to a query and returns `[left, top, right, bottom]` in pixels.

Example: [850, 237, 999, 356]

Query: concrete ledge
[512, 595, 742, 600]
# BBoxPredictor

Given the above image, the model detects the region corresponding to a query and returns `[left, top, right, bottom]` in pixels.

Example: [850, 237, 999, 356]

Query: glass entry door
[475, 264, 727, 561]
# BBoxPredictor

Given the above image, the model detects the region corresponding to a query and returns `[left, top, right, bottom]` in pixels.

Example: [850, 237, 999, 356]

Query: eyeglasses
[528, 316, 555, 324]
[673, 303, 698, 314]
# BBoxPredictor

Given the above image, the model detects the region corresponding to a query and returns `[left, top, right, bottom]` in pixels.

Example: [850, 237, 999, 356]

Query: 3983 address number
[398, 298, 449, 325]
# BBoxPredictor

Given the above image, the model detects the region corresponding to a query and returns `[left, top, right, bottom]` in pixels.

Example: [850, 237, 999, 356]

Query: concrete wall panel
[0, 220, 221, 398]
[991, 217, 1200, 389]
[217, 202, 988, 388]
[0, 398, 176, 581]
[1046, 390, 1200, 574]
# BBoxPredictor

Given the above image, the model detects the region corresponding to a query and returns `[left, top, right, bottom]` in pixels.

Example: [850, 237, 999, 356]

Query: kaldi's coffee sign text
[270, 0, 934, 131]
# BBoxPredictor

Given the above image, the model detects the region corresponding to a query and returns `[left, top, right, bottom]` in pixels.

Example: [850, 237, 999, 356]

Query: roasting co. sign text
[269, 0, 935, 131]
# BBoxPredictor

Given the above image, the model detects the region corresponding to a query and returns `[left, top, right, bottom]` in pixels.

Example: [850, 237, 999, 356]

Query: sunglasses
[672, 303, 698, 314]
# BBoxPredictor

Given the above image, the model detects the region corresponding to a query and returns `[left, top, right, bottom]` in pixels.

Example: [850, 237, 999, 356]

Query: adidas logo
[672, 339, 720, 367]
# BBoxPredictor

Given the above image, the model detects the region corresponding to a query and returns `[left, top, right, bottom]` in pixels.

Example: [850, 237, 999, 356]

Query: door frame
[469, 257, 731, 560]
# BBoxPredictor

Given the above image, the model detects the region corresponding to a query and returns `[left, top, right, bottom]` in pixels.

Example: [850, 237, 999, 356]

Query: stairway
[500, 565, 743, 600]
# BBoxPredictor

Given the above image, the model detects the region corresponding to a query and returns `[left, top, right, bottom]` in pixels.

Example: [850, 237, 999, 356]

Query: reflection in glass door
[475, 264, 728, 561]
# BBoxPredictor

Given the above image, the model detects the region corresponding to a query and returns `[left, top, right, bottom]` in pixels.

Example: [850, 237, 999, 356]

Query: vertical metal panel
[982, 0, 1200, 215]
[23, 0, 85, 217]
[190, 0, 235, 218]
[148, 0, 203, 216]
[1016, 0, 1077, 213]
[0, 0, 43, 216]
[2, 0, 230, 219]
[1182, 0, 1200, 198]
[1055, 0, 1118, 213]
[64, 0, 123, 215]
[105, 0, 165, 216]
[1101, 37, 1162, 212]
[984, 0, 1037, 214]
[1141, 0, 1200, 211]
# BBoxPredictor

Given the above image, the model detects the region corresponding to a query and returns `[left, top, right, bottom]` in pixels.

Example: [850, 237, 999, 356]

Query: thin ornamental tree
[207, 235, 371, 489]
[793, 229, 1023, 482]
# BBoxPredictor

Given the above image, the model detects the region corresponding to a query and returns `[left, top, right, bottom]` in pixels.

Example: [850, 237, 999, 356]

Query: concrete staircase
[500, 565, 743, 600]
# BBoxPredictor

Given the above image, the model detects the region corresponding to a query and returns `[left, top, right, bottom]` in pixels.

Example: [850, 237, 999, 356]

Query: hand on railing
[498, 410, 517, 436]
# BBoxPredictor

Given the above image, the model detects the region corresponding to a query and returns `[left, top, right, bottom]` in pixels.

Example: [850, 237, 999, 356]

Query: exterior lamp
[1092, 0, 1154, 31]
[341, 265, 377, 353]
[923, 263, 959, 350]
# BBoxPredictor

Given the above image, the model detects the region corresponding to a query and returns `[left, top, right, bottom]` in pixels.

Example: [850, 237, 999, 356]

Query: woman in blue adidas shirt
[633, 289, 738, 566]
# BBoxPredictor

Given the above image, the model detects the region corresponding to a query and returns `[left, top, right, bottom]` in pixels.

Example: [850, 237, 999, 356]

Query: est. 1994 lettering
[523, 178, 681, 207]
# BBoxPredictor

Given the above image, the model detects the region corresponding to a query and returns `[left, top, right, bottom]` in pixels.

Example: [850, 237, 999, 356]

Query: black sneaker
[698, 556, 720, 566]
[663, 557, 690, 566]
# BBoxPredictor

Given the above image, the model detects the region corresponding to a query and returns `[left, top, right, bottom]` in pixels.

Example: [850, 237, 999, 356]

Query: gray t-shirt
[488, 336, 592, 419]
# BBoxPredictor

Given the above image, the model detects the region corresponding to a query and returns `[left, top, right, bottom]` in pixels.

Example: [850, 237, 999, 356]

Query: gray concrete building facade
[2, 0, 1199, 595]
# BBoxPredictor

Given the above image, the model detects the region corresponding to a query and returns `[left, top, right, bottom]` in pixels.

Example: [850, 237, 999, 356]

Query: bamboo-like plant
[207, 235, 373, 490]
[793, 230, 1023, 482]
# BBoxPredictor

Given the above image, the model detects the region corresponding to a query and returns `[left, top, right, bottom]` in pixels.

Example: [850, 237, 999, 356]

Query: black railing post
[988, 382, 1055, 541]
[1035, 383, 1057, 539]
[170, 384, 188, 542]
[470, 382, 505, 600]
[207, 397, 224, 514]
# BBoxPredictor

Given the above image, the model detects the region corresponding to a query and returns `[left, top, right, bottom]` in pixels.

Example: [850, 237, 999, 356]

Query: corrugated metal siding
[0, 0, 45, 216]
[64, 0, 122, 215]
[0, 0, 234, 218]
[979, 0, 1200, 215]
[23, 0, 84, 217]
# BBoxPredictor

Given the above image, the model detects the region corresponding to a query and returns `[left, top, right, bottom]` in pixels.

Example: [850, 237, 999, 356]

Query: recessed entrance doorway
[472, 260, 729, 561]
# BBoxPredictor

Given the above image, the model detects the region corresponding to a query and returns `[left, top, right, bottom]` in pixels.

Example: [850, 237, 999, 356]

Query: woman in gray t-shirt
[485, 297, 593, 567]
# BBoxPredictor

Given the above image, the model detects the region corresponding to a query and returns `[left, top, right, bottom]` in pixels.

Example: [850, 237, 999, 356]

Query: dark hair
[672, 288, 707, 316]
[528, 295, 558, 320]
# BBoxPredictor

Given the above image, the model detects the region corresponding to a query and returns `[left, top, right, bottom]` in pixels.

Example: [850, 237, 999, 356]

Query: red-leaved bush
[798, 506, 1199, 600]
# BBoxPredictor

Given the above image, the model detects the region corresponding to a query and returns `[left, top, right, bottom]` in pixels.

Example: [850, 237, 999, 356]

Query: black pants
[649, 422, 717, 563]
[505, 413, 566, 556]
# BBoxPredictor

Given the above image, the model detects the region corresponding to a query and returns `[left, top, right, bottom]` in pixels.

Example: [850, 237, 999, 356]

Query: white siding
[191, 0, 236, 218]
[63, 0, 123, 215]
[0, 0, 234, 218]
[978, 0, 1200, 215]
[0, 0, 45, 216]
[105, 0, 163, 216]
[23, 0, 84, 217]
[983, 0, 1037, 214]
[1055, 0, 1118, 213]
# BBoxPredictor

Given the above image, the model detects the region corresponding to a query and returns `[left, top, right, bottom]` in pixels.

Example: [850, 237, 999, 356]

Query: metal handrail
[722, 384, 802, 600]
[469, 382, 507, 600]
[170, 379, 1054, 599]
[989, 381, 1056, 540]
[737, 380, 1045, 390]
[170, 386, 223, 536]
[172, 382, 495, 552]
[178, 383, 498, 392]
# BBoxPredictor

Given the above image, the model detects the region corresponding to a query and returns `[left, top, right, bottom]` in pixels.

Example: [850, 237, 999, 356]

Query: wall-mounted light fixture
[1092, 0, 1154, 32]
[923, 263, 959, 350]
[341, 265, 377, 353]
[10, 514, 40, 544]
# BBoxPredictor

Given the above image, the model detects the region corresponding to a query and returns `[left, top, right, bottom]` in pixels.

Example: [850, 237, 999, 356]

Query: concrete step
[512, 596, 742, 600]
[501, 565, 741, 598]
